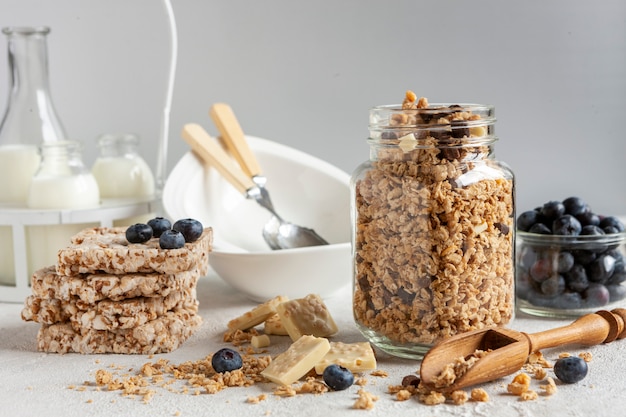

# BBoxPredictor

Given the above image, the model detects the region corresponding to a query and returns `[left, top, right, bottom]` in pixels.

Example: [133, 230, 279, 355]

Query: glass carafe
[0, 26, 66, 285]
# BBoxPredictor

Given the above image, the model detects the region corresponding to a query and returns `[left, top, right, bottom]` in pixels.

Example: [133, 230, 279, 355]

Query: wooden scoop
[420, 309, 626, 393]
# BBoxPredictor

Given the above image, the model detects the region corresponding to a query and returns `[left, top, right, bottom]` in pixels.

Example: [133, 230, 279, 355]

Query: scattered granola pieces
[223, 328, 259, 346]
[353, 389, 379, 410]
[579, 352, 593, 362]
[395, 389, 412, 401]
[370, 370, 388, 378]
[470, 388, 489, 402]
[528, 351, 552, 368]
[540, 377, 558, 396]
[247, 394, 267, 403]
[450, 390, 469, 405]
[507, 373, 531, 396]
[519, 390, 538, 401]
[419, 390, 446, 406]
[533, 367, 548, 380]
[355, 377, 368, 386]
[272, 385, 297, 397]
[559, 352, 571, 359]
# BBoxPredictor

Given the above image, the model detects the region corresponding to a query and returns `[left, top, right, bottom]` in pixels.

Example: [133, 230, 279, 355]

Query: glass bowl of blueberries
[516, 196, 626, 318]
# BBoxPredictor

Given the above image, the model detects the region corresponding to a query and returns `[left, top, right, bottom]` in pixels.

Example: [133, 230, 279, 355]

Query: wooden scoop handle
[210, 103, 262, 179]
[525, 308, 626, 354]
[181, 123, 256, 195]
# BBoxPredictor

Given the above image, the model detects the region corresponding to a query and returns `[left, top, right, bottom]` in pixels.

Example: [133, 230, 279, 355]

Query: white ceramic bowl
[163, 135, 351, 301]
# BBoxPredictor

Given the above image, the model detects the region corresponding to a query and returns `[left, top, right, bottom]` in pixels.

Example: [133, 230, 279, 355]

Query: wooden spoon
[419, 309, 626, 393]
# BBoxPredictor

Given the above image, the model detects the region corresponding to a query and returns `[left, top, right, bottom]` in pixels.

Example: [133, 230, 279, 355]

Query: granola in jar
[352, 91, 515, 359]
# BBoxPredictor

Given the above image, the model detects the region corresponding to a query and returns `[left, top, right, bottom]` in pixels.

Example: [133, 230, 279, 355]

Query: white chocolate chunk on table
[261, 335, 331, 386]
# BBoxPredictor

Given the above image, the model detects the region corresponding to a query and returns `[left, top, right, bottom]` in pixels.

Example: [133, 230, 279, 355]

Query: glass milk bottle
[26, 141, 100, 277]
[0, 27, 66, 285]
[91, 133, 156, 226]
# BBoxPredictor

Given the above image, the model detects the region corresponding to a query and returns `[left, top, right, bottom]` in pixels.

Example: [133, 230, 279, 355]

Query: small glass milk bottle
[91, 133, 156, 225]
[26, 141, 100, 277]
[352, 92, 515, 359]
[0, 27, 66, 285]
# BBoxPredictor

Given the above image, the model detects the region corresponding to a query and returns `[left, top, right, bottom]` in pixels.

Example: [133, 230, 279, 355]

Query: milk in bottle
[26, 141, 100, 277]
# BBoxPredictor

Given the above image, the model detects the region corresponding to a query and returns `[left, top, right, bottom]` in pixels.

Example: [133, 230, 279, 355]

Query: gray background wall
[1, 0, 625, 216]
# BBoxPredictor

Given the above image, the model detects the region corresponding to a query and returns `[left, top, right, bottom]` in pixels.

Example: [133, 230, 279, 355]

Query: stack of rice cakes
[21, 226, 212, 354]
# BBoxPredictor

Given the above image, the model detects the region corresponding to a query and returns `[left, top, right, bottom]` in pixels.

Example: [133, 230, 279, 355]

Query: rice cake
[22, 287, 198, 331]
[31, 265, 201, 304]
[37, 308, 202, 354]
[56, 226, 212, 276]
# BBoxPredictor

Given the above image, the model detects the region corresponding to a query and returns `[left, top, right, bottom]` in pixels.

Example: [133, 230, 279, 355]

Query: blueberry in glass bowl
[516, 197, 626, 318]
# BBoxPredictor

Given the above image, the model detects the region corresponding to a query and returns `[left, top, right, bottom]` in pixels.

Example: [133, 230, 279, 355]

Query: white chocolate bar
[263, 313, 289, 336]
[314, 341, 377, 374]
[260, 335, 330, 386]
[276, 294, 338, 342]
[251, 334, 271, 349]
[227, 295, 288, 331]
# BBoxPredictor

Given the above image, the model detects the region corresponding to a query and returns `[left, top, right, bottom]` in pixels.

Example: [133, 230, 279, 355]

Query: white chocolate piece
[314, 342, 377, 374]
[260, 335, 330, 386]
[251, 334, 271, 348]
[263, 313, 289, 336]
[227, 295, 288, 331]
[276, 294, 338, 342]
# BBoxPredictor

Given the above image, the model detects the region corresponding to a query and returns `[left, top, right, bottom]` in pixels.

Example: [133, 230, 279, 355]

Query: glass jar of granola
[352, 91, 515, 359]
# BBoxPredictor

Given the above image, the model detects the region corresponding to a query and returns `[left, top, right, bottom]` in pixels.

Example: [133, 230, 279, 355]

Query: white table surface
[2, 272, 626, 417]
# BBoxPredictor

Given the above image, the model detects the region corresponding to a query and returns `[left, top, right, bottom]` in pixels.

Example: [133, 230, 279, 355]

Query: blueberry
[576, 211, 600, 227]
[572, 250, 597, 265]
[518, 246, 538, 269]
[172, 218, 203, 242]
[580, 225, 605, 236]
[125, 223, 153, 243]
[565, 264, 589, 292]
[554, 356, 588, 384]
[583, 283, 610, 307]
[557, 251, 575, 273]
[159, 230, 185, 249]
[528, 223, 552, 235]
[604, 226, 621, 234]
[607, 284, 626, 302]
[600, 216, 625, 233]
[562, 196, 589, 217]
[211, 348, 243, 373]
[540, 274, 565, 297]
[541, 201, 566, 221]
[553, 291, 583, 309]
[322, 364, 354, 391]
[552, 215, 582, 236]
[607, 255, 626, 285]
[517, 210, 539, 232]
[530, 258, 555, 283]
[587, 254, 616, 283]
[147, 217, 172, 237]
